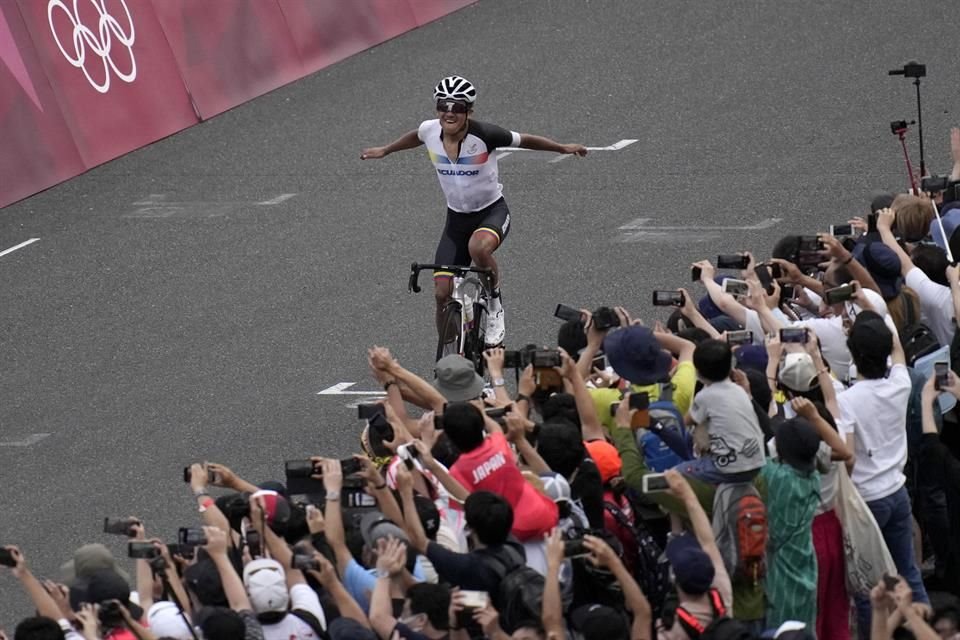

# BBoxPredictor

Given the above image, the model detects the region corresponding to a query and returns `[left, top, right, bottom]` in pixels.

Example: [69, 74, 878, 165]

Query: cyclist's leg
[433, 210, 474, 334]
[467, 198, 510, 289]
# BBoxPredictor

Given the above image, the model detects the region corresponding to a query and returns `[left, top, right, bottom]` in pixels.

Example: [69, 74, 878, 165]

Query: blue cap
[603, 326, 672, 385]
[930, 207, 960, 254]
[734, 344, 768, 372]
[854, 241, 903, 299]
[665, 533, 715, 595]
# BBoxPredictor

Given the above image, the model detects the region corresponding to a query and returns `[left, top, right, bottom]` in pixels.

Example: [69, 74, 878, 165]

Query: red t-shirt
[450, 433, 558, 541]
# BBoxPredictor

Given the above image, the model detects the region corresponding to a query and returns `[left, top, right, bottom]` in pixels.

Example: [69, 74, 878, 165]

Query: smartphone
[755, 264, 774, 293]
[591, 354, 608, 371]
[459, 590, 489, 610]
[128, 542, 160, 559]
[531, 349, 562, 368]
[726, 330, 754, 347]
[780, 327, 809, 344]
[867, 213, 878, 233]
[630, 392, 650, 429]
[722, 278, 749, 297]
[824, 284, 855, 305]
[830, 224, 853, 237]
[554, 304, 582, 323]
[691, 266, 702, 282]
[357, 404, 385, 421]
[103, 517, 139, 537]
[503, 350, 523, 369]
[935, 362, 950, 390]
[166, 544, 195, 560]
[642, 473, 670, 494]
[781, 284, 797, 300]
[291, 554, 320, 572]
[768, 263, 783, 279]
[717, 254, 749, 269]
[183, 467, 218, 484]
[652, 290, 684, 307]
[285, 459, 318, 479]
[245, 530, 262, 558]
[340, 457, 362, 476]
[563, 538, 589, 558]
[609, 392, 649, 415]
[882, 573, 899, 591]
[178, 527, 207, 546]
[0, 548, 15, 568]
[797, 236, 824, 252]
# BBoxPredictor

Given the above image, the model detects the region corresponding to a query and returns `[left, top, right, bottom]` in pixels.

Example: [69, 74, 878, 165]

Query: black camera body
[889, 61, 926, 78]
[504, 345, 561, 370]
[592, 306, 621, 331]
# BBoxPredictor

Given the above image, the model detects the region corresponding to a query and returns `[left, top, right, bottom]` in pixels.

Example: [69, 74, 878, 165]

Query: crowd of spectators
[6, 132, 960, 640]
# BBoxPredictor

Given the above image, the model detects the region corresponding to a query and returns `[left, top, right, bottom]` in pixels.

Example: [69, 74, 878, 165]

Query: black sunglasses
[436, 100, 469, 114]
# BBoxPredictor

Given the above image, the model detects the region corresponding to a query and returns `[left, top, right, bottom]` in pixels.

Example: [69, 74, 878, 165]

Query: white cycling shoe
[484, 294, 505, 346]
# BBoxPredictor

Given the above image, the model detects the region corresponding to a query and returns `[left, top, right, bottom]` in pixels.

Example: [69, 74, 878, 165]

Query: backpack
[636, 384, 693, 471]
[711, 483, 767, 584]
[604, 498, 670, 615]
[676, 588, 754, 640]
[900, 297, 940, 365]
[480, 545, 546, 633]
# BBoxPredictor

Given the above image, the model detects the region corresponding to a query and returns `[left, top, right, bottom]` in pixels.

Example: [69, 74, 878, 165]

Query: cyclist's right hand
[360, 147, 387, 160]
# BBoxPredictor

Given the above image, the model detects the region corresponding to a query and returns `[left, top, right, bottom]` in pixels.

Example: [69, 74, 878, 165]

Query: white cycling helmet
[433, 75, 477, 104]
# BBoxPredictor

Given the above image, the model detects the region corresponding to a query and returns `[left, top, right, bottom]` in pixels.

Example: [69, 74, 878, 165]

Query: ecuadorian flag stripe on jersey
[427, 150, 490, 165]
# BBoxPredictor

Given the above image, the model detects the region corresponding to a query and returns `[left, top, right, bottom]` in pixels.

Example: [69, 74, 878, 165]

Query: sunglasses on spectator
[436, 100, 469, 114]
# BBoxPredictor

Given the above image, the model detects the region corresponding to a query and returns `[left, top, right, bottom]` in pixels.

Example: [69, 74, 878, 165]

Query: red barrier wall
[0, 0, 477, 208]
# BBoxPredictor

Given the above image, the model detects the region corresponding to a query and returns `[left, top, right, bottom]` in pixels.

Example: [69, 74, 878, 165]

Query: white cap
[243, 558, 289, 613]
[146, 601, 195, 640]
[778, 352, 818, 392]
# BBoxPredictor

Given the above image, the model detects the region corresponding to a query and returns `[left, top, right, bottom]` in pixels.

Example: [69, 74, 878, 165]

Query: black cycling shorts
[433, 197, 511, 278]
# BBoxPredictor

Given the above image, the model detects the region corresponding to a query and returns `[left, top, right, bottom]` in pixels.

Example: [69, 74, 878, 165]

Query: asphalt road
[1, 0, 957, 625]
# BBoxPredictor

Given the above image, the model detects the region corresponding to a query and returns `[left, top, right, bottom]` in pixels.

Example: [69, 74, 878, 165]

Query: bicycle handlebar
[408, 262, 493, 293]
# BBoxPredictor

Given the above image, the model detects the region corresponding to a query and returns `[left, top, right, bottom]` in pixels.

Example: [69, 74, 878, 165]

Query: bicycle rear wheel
[436, 302, 463, 361]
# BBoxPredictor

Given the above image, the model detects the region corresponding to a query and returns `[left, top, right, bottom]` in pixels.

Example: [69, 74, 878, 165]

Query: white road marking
[496, 151, 512, 159]
[0, 433, 51, 447]
[618, 217, 783, 241]
[257, 193, 297, 205]
[317, 382, 386, 397]
[502, 139, 638, 157]
[0, 238, 39, 258]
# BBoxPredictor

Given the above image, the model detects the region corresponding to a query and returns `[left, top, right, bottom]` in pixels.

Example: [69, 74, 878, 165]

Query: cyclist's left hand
[483, 347, 506, 377]
[562, 143, 588, 156]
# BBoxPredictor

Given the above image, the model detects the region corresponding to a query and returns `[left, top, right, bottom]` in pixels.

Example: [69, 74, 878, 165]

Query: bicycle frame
[409, 262, 494, 368]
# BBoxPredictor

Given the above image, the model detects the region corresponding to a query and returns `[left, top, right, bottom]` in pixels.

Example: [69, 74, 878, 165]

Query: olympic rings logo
[47, 0, 136, 94]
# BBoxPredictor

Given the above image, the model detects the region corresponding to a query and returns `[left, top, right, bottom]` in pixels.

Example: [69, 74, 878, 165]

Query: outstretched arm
[361, 130, 422, 160]
[518, 134, 587, 156]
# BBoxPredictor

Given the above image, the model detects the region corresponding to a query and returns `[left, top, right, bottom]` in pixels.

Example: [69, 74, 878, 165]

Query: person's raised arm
[188, 463, 232, 533]
[663, 470, 719, 556]
[249, 495, 301, 589]
[584, 536, 651, 640]
[483, 348, 513, 406]
[518, 134, 587, 156]
[875, 209, 915, 278]
[361, 130, 422, 160]
[542, 530, 566, 640]
[371, 346, 447, 413]
[368, 348, 419, 435]
[678, 288, 721, 339]
[410, 439, 470, 504]
[505, 412, 551, 474]
[946, 265, 960, 328]
[369, 538, 408, 640]
[307, 553, 371, 628]
[950, 127, 960, 182]
[770, 258, 825, 298]
[820, 233, 883, 296]
[791, 397, 852, 463]
[314, 457, 352, 574]
[697, 260, 748, 327]
[557, 349, 604, 441]
[6, 547, 64, 621]
[206, 462, 259, 495]
[653, 329, 695, 363]
[203, 526, 253, 612]
[890, 319, 906, 367]
[394, 464, 429, 554]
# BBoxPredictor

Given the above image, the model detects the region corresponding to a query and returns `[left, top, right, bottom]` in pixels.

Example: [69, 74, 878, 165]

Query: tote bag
[833, 465, 897, 595]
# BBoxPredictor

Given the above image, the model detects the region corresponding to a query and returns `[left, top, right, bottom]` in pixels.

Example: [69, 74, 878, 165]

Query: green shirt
[760, 459, 820, 629]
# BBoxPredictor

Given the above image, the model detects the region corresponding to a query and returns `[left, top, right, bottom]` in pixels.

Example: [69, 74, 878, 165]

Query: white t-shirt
[791, 316, 852, 382]
[836, 364, 910, 502]
[905, 267, 955, 347]
[261, 584, 326, 640]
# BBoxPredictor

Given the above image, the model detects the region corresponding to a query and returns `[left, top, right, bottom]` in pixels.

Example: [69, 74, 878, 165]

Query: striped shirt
[760, 460, 820, 629]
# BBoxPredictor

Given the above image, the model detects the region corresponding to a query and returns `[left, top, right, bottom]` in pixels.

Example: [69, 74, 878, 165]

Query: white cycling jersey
[417, 119, 521, 213]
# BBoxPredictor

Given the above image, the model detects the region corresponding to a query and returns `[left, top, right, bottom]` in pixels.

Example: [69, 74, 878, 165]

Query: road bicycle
[408, 262, 495, 371]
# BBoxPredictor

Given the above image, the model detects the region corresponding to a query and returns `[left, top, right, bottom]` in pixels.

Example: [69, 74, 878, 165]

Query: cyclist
[361, 75, 587, 347]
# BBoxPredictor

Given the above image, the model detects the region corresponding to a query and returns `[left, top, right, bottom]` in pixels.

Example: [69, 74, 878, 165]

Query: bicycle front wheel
[436, 302, 463, 361]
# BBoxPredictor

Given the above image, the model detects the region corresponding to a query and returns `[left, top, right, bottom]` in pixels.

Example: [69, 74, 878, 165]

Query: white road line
[496, 152, 512, 159]
[257, 193, 297, 205]
[0, 433, 51, 447]
[317, 382, 386, 396]
[0, 238, 39, 258]
[619, 218, 782, 231]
